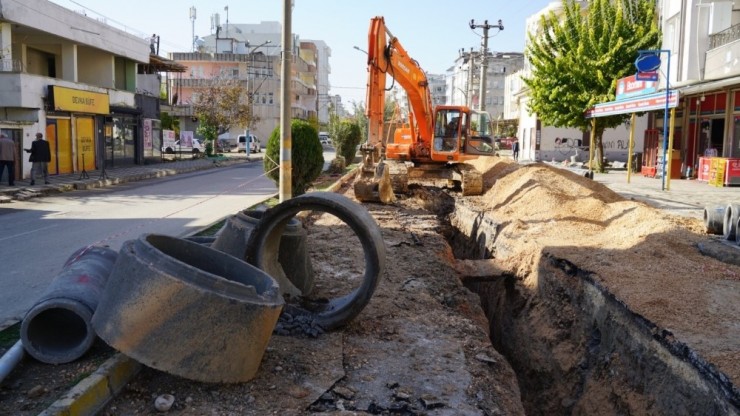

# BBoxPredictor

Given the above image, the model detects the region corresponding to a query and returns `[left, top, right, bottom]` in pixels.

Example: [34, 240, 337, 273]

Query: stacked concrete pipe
[91, 234, 283, 383]
[703, 204, 726, 235]
[211, 208, 314, 296]
[20, 246, 118, 364]
[723, 203, 740, 241]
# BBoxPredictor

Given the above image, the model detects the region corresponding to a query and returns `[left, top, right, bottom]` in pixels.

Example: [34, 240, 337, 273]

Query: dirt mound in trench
[466, 157, 739, 388]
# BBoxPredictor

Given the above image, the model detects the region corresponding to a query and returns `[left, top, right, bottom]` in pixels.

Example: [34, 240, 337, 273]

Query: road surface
[0, 163, 277, 325]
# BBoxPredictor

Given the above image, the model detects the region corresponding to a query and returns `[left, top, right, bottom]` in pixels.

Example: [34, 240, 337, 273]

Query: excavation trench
[437, 199, 738, 416]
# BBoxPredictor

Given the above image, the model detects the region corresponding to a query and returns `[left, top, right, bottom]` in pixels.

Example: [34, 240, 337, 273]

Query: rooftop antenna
[189, 6, 197, 52]
[224, 6, 229, 37]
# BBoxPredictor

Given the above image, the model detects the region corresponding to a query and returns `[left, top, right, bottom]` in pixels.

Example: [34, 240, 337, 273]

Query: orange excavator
[354, 16, 496, 203]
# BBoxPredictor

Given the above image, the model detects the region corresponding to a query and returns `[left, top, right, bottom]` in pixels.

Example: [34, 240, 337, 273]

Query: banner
[163, 130, 176, 148]
[180, 131, 194, 147]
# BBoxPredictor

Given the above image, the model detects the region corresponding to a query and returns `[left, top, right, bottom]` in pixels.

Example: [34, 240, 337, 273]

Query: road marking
[0, 224, 59, 242]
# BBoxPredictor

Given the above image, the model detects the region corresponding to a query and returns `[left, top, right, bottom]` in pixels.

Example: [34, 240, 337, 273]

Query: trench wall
[449, 204, 739, 416]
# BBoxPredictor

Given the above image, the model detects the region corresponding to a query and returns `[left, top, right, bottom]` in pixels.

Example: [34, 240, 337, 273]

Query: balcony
[0, 59, 24, 73]
[705, 23, 740, 80]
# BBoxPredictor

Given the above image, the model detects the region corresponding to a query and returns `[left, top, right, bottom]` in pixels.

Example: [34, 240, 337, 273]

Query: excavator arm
[366, 16, 434, 152]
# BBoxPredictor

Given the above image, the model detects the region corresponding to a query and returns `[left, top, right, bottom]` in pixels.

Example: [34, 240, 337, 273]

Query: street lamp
[353, 45, 368, 55]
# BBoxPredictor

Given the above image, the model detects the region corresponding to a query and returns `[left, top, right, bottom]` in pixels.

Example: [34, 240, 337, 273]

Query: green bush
[333, 120, 362, 164]
[264, 119, 324, 196]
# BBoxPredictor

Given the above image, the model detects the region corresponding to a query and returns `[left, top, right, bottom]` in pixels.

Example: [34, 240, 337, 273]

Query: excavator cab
[431, 107, 495, 162]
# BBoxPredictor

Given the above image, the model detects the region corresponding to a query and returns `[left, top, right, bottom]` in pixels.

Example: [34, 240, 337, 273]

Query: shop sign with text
[48, 85, 110, 115]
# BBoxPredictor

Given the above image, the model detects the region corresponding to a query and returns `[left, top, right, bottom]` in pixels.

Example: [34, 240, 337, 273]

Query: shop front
[673, 86, 740, 187]
[46, 86, 110, 175]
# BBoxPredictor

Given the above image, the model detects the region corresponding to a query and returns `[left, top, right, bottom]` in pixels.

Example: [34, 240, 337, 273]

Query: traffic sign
[635, 52, 661, 72]
[635, 71, 659, 81]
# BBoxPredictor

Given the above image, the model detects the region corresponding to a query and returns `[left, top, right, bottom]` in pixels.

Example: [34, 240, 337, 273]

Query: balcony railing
[709, 23, 740, 50]
[0, 59, 24, 73]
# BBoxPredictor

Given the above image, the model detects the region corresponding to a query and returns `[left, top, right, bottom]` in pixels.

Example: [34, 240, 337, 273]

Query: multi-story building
[304, 39, 332, 124]
[0, 0, 162, 181]
[446, 50, 523, 122]
[659, 0, 740, 180]
[427, 73, 447, 107]
[166, 21, 326, 141]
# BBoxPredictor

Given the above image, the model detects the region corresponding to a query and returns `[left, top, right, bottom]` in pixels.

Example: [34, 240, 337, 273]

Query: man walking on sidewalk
[25, 132, 51, 185]
[0, 132, 16, 186]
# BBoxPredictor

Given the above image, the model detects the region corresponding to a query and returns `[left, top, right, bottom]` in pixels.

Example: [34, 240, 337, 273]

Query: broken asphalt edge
[30, 164, 358, 415]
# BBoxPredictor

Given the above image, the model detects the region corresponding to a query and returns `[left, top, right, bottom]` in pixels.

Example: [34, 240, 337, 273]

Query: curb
[37, 354, 141, 416]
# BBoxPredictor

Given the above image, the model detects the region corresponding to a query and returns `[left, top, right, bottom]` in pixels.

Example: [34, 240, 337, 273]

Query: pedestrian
[512, 139, 520, 161]
[150, 34, 158, 54]
[0, 132, 16, 186]
[25, 132, 51, 185]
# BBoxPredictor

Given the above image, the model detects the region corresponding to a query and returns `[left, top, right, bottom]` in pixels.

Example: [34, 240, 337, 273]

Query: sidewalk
[591, 169, 739, 220]
[0, 153, 258, 203]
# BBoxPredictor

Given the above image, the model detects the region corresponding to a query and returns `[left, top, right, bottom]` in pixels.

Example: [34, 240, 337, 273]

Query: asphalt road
[0, 163, 278, 325]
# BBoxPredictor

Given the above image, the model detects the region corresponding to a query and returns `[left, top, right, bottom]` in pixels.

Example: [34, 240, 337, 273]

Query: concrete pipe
[211, 208, 314, 295]
[91, 234, 283, 383]
[722, 203, 740, 240]
[20, 246, 118, 364]
[245, 192, 386, 331]
[703, 204, 726, 235]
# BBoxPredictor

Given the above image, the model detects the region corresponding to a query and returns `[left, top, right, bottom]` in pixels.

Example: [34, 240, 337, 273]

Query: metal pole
[466, 48, 474, 108]
[627, 113, 636, 184]
[661, 50, 671, 191]
[666, 107, 677, 190]
[279, 0, 292, 201]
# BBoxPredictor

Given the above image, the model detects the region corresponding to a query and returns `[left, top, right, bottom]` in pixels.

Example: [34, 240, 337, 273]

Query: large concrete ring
[91, 234, 283, 383]
[245, 192, 386, 331]
[211, 209, 314, 295]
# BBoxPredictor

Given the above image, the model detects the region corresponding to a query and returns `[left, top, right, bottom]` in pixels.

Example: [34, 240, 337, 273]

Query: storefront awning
[675, 76, 740, 96]
[585, 90, 679, 118]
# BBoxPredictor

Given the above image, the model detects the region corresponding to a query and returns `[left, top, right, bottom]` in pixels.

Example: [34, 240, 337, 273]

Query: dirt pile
[461, 157, 739, 414]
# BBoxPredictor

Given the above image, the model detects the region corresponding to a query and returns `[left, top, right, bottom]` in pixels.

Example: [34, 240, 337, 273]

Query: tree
[191, 78, 254, 155]
[333, 120, 363, 166]
[524, 0, 660, 170]
[263, 120, 324, 196]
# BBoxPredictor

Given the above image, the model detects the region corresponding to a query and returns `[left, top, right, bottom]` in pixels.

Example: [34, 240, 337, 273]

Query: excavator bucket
[354, 161, 396, 204]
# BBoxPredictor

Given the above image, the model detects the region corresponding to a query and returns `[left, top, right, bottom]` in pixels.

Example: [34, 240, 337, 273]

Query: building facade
[659, 0, 740, 181]
[446, 50, 524, 122]
[0, 0, 153, 181]
[167, 21, 323, 142]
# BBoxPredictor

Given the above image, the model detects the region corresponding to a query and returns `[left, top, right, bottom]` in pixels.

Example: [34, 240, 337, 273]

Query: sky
[49, 0, 557, 106]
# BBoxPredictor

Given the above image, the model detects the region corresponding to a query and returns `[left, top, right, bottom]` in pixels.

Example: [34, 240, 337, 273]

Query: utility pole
[279, 0, 292, 201]
[469, 19, 503, 112]
[466, 48, 474, 108]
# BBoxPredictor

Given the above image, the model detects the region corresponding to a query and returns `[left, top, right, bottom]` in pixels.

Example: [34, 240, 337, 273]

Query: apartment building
[166, 21, 325, 142]
[446, 50, 524, 122]
[659, 0, 740, 178]
[0, 0, 160, 181]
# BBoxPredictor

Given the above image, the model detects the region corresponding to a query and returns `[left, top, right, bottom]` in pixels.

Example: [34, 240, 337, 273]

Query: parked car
[162, 138, 205, 154]
[237, 134, 260, 153]
[217, 139, 235, 153]
[319, 132, 331, 145]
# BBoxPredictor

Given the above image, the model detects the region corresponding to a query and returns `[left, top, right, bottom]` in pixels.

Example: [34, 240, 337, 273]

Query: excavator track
[457, 163, 483, 196]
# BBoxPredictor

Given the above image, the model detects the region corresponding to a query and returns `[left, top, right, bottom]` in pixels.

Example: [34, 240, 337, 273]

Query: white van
[237, 134, 260, 153]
